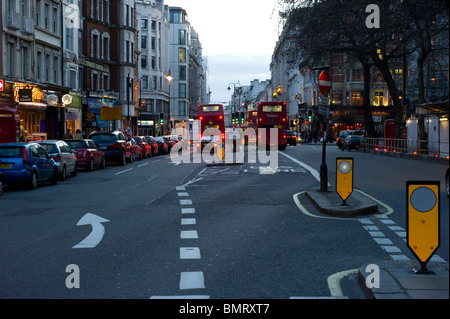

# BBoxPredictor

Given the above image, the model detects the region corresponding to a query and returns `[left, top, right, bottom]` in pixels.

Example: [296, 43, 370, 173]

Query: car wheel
[60, 166, 67, 181]
[88, 158, 94, 171]
[29, 172, 38, 190]
[120, 152, 126, 166]
[100, 156, 106, 169]
[51, 168, 58, 185]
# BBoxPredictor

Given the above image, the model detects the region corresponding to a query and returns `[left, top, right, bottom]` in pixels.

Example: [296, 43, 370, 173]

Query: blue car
[0, 142, 59, 190]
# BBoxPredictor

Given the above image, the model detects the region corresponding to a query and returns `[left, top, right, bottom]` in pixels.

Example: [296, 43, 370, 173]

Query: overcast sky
[163, 0, 281, 103]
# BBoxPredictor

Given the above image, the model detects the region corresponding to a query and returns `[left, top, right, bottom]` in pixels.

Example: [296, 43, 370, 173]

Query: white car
[38, 140, 78, 181]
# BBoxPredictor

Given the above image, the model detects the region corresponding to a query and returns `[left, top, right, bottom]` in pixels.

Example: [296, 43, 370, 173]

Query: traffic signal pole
[320, 135, 328, 192]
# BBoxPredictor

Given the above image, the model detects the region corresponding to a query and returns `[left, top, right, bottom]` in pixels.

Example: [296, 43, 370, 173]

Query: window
[52, 6, 57, 33]
[103, 0, 109, 22]
[69, 69, 77, 89]
[44, 3, 49, 29]
[351, 91, 363, 106]
[141, 36, 147, 49]
[374, 90, 384, 106]
[151, 56, 156, 70]
[142, 76, 148, 89]
[45, 53, 50, 82]
[178, 83, 186, 98]
[179, 48, 186, 63]
[141, 19, 148, 29]
[151, 20, 156, 31]
[37, 51, 42, 80]
[352, 69, 363, 82]
[53, 56, 58, 83]
[151, 37, 156, 50]
[141, 55, 147, 68]
[66, 26, 73, 51]
[102, 35, 109, 60]
[179, 66, 186, 80]
[152, 76, 157, 90]
[178, 101, 186, 116]
[92, 73, 98, 90]
[7, 42, 16, 77]
[22, 47, 29, 80]
[36, 0, 41, 25]
[391, 68, 403, 82]
[93, 34, 99, 58]
[178, 30, 186, 45]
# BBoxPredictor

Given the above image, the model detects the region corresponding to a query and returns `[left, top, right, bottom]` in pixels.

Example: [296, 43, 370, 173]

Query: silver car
[38, 140, 77, 181]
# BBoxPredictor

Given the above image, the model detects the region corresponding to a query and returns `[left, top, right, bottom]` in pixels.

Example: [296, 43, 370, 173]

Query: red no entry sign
[318, 71, 331, 96]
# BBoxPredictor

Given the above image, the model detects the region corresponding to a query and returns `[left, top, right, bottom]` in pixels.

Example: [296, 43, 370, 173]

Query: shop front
[15, 85, 48, 141]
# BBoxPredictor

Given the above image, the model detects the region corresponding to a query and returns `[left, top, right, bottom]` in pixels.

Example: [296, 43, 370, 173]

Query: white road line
[180, 272, 205, 290]
[178, 192, 189, 197]
[180, 247, 201, 259]
[180, 230, 198, 239]
[279, 152, 324, 183]
[115, 168, 133, 175]
[138, 162, 149, 168]
[181, 218, 196, 225]
[180, 199, 193, 205]
[181, 208, 195, 214]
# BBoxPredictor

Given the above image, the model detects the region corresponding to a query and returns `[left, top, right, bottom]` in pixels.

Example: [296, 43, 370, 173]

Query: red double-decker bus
[257, 102, 288, 150]
[198, 104, 225, 141]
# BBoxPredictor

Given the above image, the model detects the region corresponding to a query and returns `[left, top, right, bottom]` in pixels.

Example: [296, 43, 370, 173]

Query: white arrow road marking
[73, 213, 110, 249]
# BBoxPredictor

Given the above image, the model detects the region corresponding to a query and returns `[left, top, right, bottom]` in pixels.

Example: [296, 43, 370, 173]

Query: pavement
[305, 187, 449, 299]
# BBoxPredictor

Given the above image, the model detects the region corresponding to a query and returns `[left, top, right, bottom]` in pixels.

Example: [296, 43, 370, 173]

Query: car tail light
[22, 147, 28, 162]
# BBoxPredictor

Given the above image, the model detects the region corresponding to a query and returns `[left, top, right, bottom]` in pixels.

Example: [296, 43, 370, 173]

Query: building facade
[136, 0, 170, 136]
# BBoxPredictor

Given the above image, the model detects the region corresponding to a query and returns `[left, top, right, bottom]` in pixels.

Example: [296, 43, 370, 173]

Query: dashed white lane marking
[180, 199, 193, 205]
[181, 208, 195, 214]
[180, 272, 205, 290]
[115, 168, 133, 175]
[180, 230, 198, 239]
[180, 247, 201, 259]
[178, 192, 189, 197]
[181, 218, 196, 225]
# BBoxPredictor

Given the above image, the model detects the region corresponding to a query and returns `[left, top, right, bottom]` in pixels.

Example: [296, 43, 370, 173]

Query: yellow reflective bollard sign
[336, 158, 353, 204]
[217, 142, 224, 161]
[407, 181, 440, 268]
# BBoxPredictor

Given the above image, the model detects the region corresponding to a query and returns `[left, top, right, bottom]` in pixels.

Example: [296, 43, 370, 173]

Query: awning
[18, 102, 47, 111]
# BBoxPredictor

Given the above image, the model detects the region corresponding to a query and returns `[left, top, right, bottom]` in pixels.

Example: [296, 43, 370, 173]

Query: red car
[132, 136, 152, 158]
[145, 136, 159, 157]
[66, 139, 106, 171]
[126, 137, 143, 161]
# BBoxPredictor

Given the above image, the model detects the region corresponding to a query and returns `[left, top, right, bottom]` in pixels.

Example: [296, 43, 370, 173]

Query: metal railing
[363, 137, 449, 160]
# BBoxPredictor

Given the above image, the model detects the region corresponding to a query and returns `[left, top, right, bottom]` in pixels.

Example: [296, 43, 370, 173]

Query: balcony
[6, 11, 21, 30]
[22, 16, 35, 35]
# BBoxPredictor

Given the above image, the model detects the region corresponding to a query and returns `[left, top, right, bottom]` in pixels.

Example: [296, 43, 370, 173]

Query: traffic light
[307, 109, 313, 122]
[159, 112, 164, 124]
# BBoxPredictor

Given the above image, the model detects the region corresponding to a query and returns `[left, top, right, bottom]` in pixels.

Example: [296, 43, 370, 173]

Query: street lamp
[166, 70, 173, 134]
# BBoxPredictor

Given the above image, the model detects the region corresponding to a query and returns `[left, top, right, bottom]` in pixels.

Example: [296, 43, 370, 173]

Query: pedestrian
[63, 129, 74, 140]
[75, 129, 82, 139]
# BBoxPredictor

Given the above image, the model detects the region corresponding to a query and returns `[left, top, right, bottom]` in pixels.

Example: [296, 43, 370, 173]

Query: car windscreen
[91, 134, 117, 143]
[66, 141, 86, 149]
[40, 144, 59, 154]
[132, 137, 142, 143]
[0, 146, 23, 158]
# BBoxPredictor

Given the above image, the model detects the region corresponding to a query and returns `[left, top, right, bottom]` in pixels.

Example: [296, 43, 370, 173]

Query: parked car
[342, 135, 364, 151]
[126, 137, 143, 161]
[88, 131, 132, 165]
[0, 172, 4, 196]
[153, 137, 169, 155]
[286, 130, 297, 146]
[65, 139, 106, 171]
[38, 140, 78, 181]
[132, 136, 152, 158]
[0, 142, 58, 189]
[162, 136, 175, 152]
[144, 136, 159, 157]
[336, 130, 364, 149]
